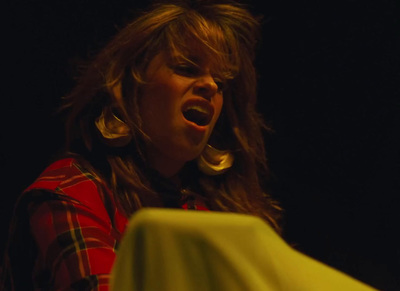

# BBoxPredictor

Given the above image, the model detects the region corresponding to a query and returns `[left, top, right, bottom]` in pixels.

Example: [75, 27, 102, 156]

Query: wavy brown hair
[62, 0, 283, 233]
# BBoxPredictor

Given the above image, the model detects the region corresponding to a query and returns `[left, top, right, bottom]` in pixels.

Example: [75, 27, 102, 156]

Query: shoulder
[21, 157, 128, 232]
[25, 157, 97, 193]
[23, 158, 111, 217]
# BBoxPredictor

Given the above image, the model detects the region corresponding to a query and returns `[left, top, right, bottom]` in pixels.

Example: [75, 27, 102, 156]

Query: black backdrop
[1, 0, 399, 290]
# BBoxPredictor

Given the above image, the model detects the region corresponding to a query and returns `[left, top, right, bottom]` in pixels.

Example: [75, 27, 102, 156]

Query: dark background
[1, 0, 399, 290]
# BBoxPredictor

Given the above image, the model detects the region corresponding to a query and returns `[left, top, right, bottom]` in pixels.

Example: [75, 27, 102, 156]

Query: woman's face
[139, 52, 224, 178]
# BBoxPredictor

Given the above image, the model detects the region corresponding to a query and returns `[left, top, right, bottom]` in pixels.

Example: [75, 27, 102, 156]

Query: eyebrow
[169, 51, 235, 79]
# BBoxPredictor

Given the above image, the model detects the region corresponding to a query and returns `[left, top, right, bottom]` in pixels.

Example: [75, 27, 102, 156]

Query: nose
[193, 74, 219, 100]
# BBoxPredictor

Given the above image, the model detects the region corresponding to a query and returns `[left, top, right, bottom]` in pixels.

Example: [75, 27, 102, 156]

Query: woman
[1, 1, 282, 290]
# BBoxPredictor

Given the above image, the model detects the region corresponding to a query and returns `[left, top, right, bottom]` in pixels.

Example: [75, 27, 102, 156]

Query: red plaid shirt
[2, 158, 208, 291]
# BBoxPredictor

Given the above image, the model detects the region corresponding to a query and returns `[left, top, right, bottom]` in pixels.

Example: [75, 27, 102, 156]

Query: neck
[147, 153, 185, 185]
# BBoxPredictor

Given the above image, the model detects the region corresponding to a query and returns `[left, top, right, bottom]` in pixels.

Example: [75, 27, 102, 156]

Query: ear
[111, 81, 122, 99]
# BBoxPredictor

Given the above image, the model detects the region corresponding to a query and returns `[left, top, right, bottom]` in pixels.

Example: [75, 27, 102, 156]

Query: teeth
[184, 105, 209, 115]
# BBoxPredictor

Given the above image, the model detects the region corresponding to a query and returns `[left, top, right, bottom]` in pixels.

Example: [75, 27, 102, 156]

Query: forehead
[167, 42, 237, 77]
[169, 50, 214, 66]
[149, 14, 240, 77]
[146, 51, 210, 75]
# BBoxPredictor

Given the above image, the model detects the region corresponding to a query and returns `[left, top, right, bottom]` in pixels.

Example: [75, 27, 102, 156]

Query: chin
[177, 142, 207, 163]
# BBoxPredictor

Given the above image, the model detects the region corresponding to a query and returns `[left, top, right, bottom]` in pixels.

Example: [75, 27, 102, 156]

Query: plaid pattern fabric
[1, 158, 208, 291]
[2, 158, 128, 291]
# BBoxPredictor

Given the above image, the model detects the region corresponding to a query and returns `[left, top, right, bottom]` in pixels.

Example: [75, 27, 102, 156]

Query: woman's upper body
[1, 1, 282, 290]
[2, 157, 209, 291]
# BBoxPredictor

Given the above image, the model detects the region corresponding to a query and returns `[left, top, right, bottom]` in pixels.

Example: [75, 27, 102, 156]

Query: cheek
[139, 83, 182, 135]
[140, 83, 169, 114]
[213, 95, 224, 123]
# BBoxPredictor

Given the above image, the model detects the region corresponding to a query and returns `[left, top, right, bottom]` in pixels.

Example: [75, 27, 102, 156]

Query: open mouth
[182, 101, 214, 126]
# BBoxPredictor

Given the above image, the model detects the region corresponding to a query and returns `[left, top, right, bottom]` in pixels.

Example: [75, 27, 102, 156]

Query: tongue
[183, 109, 209, 126]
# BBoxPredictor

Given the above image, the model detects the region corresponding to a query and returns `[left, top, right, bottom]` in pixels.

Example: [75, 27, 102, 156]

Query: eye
[172, 63, 200, 77]
[213, 78, 226, 92]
